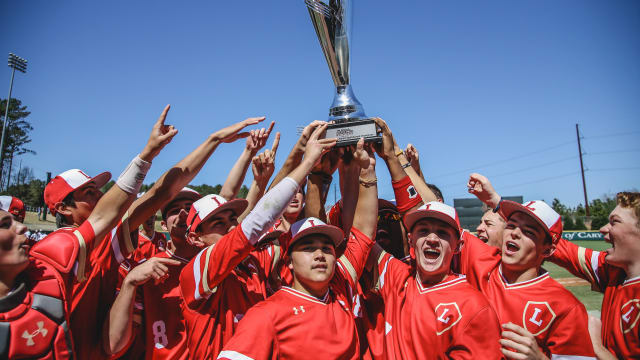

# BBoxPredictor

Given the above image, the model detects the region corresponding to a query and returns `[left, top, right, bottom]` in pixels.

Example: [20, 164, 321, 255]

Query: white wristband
[116, 155, 152, 194]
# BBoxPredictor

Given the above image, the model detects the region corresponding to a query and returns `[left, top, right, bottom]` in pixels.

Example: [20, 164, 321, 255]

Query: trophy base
[325, 118, 382, 147]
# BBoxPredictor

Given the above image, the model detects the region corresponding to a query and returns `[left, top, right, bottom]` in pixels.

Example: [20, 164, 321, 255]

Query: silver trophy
[305, 0, 381, 146]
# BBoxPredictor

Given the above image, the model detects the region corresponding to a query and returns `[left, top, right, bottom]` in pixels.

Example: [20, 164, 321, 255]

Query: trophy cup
[305, 0, 381, 146]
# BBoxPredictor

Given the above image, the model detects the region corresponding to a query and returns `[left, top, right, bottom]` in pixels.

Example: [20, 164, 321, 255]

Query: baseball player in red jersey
[0, 113, 168, 358]
[131, 213, 168, 262]
[461, 176, 596, 360]
[179, 123, 340, 359]
[218, 136, 377, 360]
[364, 201, 503, 359]
[104, 118, 275, 359]
[549, 192, 640, 359]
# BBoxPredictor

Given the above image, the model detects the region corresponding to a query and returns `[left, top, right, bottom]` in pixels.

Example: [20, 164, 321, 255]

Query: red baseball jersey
[368, 251, 503, 359]
[459, 233, 596, 359]
[130, 231, 167, 262]
[118, 250, 191, 360]
[551, 238, 640, 358]
[49, 213, 137, 360]
[179, 223, 283, 359]
[217, 227, 374, 360]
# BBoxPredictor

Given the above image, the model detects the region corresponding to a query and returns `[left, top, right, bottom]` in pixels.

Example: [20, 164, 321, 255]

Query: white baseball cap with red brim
[403, 201, 461, 237]
[0, 195, 25, 219]
[186, 194, 248, 233]
[289, 217, 344, 250]
[499, 200, 563, 244]
[44, 169, 111, 215]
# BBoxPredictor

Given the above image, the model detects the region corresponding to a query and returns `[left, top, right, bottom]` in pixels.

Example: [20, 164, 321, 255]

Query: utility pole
[1, 53, 28, 190]
[576, 124, 590, 217]
[42, 172, 51, 221]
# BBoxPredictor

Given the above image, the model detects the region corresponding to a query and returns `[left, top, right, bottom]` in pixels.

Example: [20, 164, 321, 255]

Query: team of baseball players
[0, 106, 638, 359]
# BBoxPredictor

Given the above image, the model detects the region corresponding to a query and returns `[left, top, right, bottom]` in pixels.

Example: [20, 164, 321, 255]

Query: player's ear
[407, 232, 414, 248]
[187, 231, 206, 248]
[542, 242, 556, 258]
[453, 235, 463, 254]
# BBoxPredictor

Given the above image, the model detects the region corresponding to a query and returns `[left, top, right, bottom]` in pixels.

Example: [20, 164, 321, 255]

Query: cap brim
[289, 224, 344, 250]
[499, 201, 553, 242]
[91, 172, 112, 190]
[200, 198, 249, 225]
[162, 190, 202, 215]
[403, 209, 460, 237]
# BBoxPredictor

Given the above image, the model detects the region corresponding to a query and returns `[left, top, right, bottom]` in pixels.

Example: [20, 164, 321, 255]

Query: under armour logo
[293, 306, 305, 315]
[22, 321, 48, 346]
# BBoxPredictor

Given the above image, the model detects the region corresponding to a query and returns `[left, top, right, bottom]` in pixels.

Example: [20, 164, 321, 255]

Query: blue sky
[1, 1, 638, 207]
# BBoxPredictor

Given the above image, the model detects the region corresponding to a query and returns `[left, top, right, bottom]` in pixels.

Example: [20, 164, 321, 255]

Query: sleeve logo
[522, 301, 556, 336]
[620, 299, 640, 334]
[435, 302, 462, 335]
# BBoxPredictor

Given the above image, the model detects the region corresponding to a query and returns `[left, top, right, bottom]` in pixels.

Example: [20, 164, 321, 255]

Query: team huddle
[0, 107, 638, 359]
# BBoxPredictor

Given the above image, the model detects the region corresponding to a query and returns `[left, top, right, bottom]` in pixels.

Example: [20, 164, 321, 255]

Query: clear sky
[1, 1, 638, 208]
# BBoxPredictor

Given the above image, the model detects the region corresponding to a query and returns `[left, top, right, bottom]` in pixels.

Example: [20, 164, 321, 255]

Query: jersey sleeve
[99, 211, 139, 265]
[457, 232, 502, 289]
[549, 238, 609, 292]
[250, 243, 282, 280]
[546, 302, 596, 359]
[371, 250, 411, 303]
[337, 226, 375, 288]
[216, 304, 278, 360]
[448, 306, 503, 360]
[180, 224, 254, 309]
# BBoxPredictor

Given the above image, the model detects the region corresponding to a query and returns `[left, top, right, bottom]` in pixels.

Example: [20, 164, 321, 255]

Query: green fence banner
[562, 231, 604, 241]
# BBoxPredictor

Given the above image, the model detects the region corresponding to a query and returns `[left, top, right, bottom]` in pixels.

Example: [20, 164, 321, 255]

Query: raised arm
[304, 150, 340, 222]
[126, 116, 266, 230]
[238, 133, 280, 222]
[220, 121, 274, 200]
[88, 105, 178, 242]
[467, 173, 502, 209]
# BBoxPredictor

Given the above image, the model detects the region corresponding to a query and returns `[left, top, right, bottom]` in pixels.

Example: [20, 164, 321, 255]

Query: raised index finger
[157, 104, 171, 126]
[271, 132, 280, 156]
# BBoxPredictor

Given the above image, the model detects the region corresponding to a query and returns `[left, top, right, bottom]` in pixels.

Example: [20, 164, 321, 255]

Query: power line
[589, 167, 640, 172]
[583, 130, 640, 140]
[586, 149, 640, 156]
[429, 141, 574, 180]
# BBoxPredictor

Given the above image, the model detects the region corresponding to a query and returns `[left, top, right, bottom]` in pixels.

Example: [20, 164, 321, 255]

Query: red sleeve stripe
[217, 350, 255, 360]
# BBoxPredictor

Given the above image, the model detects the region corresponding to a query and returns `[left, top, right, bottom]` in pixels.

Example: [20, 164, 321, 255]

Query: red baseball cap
[403, 201, 461, 238]
[499, 200, 563, 244]
[288, 217, 344, 250]
[186, 194, 248, 234]
[44, 169, 111, 215]
[0, 196, 25, 219]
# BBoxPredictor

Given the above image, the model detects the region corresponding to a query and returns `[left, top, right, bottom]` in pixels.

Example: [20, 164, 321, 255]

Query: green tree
[552, 198, 569, 217]
[563, 216, 576, 230]
[0, 99, 35, 188]
[574, 217, 586, 230]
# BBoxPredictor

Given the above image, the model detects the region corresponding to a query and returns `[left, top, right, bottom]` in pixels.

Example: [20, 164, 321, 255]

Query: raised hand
[140, 104, 179, 162]
[371, 117, 396, 160]
[212, 116, 266, 144]
[252, 132, 280, 186]
[123, 257, 182, 287]
[352, 138, 375, 170]
[467, 173, 501, 209]
[499, 323, 549, 360]
[246, 121, 275, 154]
[304, 123, 337, 167]
[404, 143, 422, 175]
[295, 120, 328, 153]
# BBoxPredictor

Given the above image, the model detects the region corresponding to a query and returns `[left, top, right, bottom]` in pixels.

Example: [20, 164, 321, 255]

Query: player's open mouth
[505, 241, 520, 254]
[376, 229, 389, 239]
[477, 234, 488, 242]
[423, 248, 440, 260]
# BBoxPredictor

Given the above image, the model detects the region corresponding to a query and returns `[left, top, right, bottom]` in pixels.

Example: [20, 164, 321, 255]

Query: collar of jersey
[165, 249, 190, 264]
[498, 264, 549, 289]
[281, 286, 330, 305]
[623, 274, 640, 286]
[0, 281, 27, 312]
[415, 273, 466, 294]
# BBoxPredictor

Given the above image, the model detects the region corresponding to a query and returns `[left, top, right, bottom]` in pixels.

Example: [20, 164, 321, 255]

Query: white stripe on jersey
[590, 251, 601, 285]
[550, 355, 595, 360]
[111, 227, 125, 264]
[217, 350, 255, 360]
[379, 257, 392, 290]
[193, 248, 205, 301]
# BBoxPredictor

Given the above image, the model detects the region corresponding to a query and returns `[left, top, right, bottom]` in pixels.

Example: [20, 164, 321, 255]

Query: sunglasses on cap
[378, 211, 401, 223]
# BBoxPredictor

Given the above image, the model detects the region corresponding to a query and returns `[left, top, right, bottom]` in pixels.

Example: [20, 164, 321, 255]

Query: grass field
[545, 240, 610, 311]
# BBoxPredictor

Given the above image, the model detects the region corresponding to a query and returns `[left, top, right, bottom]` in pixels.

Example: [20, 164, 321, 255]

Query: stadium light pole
[1, 53, 28, 189]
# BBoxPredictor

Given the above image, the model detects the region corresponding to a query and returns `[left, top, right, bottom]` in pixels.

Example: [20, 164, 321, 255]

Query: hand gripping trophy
[305, 0, 382, 146]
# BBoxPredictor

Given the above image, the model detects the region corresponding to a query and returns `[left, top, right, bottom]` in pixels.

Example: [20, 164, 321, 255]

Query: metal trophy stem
[305, 0, 381, 146]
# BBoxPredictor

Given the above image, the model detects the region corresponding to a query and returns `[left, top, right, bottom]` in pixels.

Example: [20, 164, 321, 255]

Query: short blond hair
[617, 192, 640, 228]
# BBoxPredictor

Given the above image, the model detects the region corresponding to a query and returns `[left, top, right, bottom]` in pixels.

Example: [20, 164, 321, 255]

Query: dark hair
[427, 183, 444, 202]
[55, 192, 76, 228]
